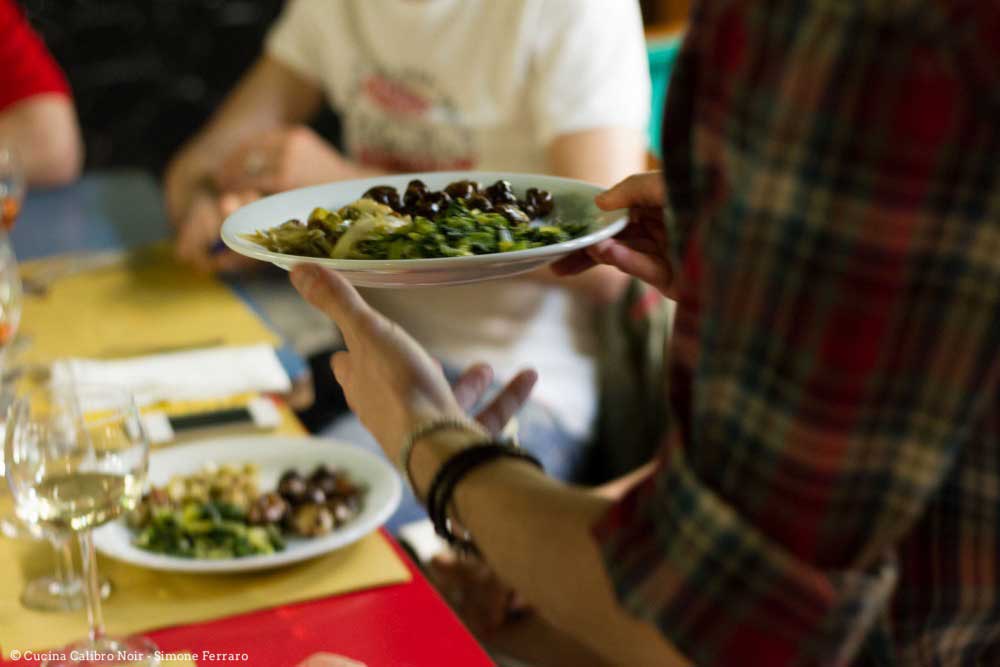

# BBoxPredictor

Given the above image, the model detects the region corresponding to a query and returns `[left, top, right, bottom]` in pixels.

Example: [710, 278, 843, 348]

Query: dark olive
[330, 475, 361, 498]
[277, 470, 308, 504]
[247, 492, 289, 525]
[305, 483, 327, 504]
[486, 179, 513, 194]
[492, 190, 519, 206]
[444, 180, 481, 200]
[362, 185, 402, 212]
[520, 201, 538, 219]
[330, 499, 360, 525]
[494, 203, 531, 225]
[526, 188, 554, 217]
[403, 179, 429, 211]
[466, 193, 493, 212]
[414, 191, 452, 219]
[485, 180, 517, 206]
[309, 465, 340, 496]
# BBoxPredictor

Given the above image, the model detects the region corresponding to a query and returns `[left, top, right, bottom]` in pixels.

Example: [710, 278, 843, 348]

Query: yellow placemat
[17, 243, 280, 365]
[0, 524, 410, 656]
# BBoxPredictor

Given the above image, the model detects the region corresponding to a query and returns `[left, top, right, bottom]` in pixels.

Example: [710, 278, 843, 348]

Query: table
[144, 537, 493, 666]
[5, 171, 494, 667]
[9, 170, 310, 382]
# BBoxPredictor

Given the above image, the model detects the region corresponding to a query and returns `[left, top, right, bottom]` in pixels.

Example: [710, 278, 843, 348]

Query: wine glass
[5, 384, 159, 667]
[0, 145, 25, 231]
[0, 225, 107, 611]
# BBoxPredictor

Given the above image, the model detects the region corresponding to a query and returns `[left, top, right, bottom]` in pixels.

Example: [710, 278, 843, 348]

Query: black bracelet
[425, 442, 543, 553]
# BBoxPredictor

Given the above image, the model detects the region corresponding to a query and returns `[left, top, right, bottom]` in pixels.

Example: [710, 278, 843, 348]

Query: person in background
[164, 0, 651, 527]
[0, 0, 83, 187]
[286, 0, 1000, 665]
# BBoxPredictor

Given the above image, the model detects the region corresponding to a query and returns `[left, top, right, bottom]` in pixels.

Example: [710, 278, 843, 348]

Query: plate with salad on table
[220, 172, 627, 287]
[93, 435, 401, 573]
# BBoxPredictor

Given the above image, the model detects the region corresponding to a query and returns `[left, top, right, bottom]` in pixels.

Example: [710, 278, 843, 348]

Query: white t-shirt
[267, 0, 650, 436]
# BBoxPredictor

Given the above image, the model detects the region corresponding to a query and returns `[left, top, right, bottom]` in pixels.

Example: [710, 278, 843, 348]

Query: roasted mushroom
[304, 482, 328, 505]
[277, 470, 308, 505]
[330, 498, 360, 525]
[330, 475, 361, 498]
[247, 492, 290, 525]
[290, 503, 335, 537]
[362, 185, 403, 213]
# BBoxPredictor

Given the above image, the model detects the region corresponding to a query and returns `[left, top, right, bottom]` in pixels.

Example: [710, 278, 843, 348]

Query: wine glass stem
[52, 533, 76, 591]
[78, 529, 106, 642]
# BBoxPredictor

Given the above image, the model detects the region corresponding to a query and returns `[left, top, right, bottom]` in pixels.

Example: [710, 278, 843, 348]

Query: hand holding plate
[552, 171, 677, 299]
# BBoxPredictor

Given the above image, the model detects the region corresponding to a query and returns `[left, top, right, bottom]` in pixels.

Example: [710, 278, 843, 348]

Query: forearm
[409, 431, 688, 666]
[548, 127, 647, 189]
[189, 56, 320, 164]
[165, 56, 322, 217]
[0, 94, 82, 187]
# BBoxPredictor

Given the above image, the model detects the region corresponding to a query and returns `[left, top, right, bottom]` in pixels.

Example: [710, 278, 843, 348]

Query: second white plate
[93, 435, 401, 574]
[220, 171, 625, 288]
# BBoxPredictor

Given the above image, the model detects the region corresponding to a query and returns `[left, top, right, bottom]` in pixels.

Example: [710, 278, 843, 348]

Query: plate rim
[93, 434, 402, 574]
[219, 171, 627, 271]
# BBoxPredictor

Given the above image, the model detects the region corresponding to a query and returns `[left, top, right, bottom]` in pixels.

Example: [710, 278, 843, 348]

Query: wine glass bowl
[5, 384, 158, 666]
[7, 389, 147, 533]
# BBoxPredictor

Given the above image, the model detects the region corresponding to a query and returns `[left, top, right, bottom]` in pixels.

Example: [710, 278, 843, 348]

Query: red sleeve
[0, 0, 70, 111]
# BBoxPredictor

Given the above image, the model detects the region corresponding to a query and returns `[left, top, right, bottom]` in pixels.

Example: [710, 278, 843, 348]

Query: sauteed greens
[244, 179, 588, 260]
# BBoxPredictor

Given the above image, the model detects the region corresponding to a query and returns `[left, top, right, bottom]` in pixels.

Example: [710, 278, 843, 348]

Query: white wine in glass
[5, 384, 159, 667]
[0, 198, 109, 611]
[0, 218, 95, 611]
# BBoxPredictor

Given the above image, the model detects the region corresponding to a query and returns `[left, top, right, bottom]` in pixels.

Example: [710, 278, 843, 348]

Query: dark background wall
[19, 0, 341, 176]
[19, 0, 670, 177]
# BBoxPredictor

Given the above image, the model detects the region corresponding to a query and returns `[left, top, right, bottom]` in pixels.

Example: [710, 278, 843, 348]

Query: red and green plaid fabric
[594, 1, 1000, 665]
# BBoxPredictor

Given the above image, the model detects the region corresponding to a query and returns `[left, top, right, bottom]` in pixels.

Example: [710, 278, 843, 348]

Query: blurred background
[18, 0, 688, 176]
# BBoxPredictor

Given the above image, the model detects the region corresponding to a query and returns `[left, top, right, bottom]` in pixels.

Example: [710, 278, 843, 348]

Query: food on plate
[243, 179, 587, 260]
[127, 462, 365, 559]
[277, 465, 365, 538]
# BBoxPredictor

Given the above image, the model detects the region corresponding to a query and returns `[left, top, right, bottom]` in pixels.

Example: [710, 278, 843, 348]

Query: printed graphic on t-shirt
[346, 66, 477, 172]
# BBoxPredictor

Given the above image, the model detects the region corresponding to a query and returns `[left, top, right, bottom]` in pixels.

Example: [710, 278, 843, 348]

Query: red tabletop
[3, 532, 494, 667]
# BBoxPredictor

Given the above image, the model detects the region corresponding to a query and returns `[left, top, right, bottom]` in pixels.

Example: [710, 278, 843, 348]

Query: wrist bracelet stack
[398, 417, 543, 554]
[398, 417, 487, 501]
[425, 443, 542, 554]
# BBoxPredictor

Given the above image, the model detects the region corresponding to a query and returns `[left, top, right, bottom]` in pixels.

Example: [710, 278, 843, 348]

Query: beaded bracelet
[398, 417, 488, 502]
[426, 443, 543, 554]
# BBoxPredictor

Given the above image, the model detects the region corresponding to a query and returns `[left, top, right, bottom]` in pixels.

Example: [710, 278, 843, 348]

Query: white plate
[93, 435, 401, 574]
[220, 171, 626, 288]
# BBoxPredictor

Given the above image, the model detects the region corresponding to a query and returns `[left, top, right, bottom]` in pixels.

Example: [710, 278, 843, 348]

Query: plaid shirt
[594, 2, 1000, 665]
